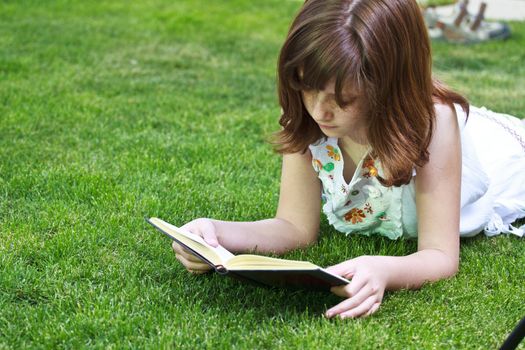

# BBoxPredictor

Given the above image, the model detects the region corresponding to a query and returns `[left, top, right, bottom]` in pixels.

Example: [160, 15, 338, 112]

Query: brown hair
[274, 0, 469, 186]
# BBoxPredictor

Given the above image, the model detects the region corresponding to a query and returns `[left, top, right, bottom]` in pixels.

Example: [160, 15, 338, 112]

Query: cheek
[301, 93, 314, 115]
[342, 103, 365, 118]
[339, 109, 363, 126]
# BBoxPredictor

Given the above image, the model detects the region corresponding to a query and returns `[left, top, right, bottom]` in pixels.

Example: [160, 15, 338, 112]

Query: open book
[147, 217, 349, 291]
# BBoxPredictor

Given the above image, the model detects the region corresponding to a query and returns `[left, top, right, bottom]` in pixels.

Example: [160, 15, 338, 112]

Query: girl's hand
[325, 256, 388, 319]
[171, 218, 219, 274]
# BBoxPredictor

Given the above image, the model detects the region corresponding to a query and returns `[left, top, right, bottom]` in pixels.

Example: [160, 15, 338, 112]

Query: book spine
[214, 265, 228, 275]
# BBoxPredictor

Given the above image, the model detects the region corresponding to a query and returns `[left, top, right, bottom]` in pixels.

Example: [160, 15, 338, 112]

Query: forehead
[297, 64, 362, 97]
[321, 79, 360, 96]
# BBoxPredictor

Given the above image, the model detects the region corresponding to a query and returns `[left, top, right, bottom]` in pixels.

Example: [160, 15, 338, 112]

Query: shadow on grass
[181, 273, 341, 317]
[163, 269, 397, 320]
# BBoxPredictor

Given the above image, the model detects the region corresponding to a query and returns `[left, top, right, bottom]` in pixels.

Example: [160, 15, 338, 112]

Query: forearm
[210, 217, 317, 254]
[378, 249, 459, 290]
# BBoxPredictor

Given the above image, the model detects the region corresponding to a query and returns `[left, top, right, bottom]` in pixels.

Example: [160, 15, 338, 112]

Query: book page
[149, 218, 234, 265]
[225, 254, 319, 270]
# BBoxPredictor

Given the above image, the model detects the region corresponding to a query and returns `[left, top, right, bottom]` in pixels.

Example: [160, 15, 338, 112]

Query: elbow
[291, 225, 318, 250]
[296, 231, 319, 249]
[273, 232, 317, 254]
[442, 252, 459, 279]
[447, 258, 459, 278]
[443, 262, 459, 280]
[274, 217, 319, 251]
[421, 248, 459, 281]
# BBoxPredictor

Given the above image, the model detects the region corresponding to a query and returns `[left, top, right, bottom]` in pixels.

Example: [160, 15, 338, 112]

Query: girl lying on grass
[172, 0, 525, 319]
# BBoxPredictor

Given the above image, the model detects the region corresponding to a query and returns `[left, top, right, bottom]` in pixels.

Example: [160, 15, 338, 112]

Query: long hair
[274, 0, 469, 187]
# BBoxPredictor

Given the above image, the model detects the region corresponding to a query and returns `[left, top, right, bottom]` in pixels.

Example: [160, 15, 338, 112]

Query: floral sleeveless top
[309, 138, 418, 239]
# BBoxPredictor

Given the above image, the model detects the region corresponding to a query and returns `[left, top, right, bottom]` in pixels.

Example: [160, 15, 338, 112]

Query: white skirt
[456, 104, 525, 237]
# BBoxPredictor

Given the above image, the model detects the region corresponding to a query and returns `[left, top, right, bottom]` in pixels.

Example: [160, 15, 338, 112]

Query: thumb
[201, 222, 219, 247]
[325, 260, 356, 278]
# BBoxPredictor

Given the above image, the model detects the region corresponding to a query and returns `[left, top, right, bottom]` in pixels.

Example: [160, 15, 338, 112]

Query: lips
[319, 124, 336, 129]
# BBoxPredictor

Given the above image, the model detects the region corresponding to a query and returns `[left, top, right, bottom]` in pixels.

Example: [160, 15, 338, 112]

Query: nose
[312, 96, 334, 122]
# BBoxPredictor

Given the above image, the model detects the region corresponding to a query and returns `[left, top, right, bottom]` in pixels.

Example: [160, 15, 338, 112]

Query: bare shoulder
[418, 102, 461, 174]
[284, 149, 313, 162]
[433, 102, 458, 127]
[429, 102, 460, 148]
[281, 150, 315, 175]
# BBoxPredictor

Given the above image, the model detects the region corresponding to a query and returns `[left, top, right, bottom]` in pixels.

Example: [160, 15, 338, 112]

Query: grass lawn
[418, 0, 457, 6]
[1, 0, 524, 349]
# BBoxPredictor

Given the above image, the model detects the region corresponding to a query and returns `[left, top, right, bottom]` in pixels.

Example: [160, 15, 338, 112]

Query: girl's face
[301, 80, 367, 141]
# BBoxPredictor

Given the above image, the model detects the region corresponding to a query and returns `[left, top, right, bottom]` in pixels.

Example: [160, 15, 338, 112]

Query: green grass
[418, 0, 456, 7]
[1, 0, 524, 349]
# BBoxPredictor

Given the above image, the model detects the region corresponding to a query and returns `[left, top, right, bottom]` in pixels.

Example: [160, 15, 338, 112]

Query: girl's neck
[340, 131, 368, 147]
[340, 136, 369, 152]
[338, 135, 370, 184]
[339, 135, 369, 162]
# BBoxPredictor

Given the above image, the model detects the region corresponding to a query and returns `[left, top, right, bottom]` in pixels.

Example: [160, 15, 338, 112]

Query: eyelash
[341, 98, 356, 108]
[302, 91, 354, 109]
[301, 84, 314, 91]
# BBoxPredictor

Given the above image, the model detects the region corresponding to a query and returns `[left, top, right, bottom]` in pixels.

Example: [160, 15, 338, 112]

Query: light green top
[309, 137, 418, 240]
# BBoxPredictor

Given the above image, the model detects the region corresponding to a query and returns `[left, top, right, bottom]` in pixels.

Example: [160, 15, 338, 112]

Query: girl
[172, 0, 525, 319]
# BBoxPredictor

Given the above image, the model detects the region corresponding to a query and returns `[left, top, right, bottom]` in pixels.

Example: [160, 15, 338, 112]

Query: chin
[321, 129, 343, 138]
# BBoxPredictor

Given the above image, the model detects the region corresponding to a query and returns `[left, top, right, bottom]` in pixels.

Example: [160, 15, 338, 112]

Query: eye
[301, 83, 314, 91]
[339, 96, 357, 109]
[339, 101, 352, 109]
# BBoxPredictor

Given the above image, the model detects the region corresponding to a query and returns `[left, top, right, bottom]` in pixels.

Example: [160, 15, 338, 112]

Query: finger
[333, 281, 377, 302]
[325, 260, 356, 279]
[188, 269, 209, 275]
[347, 273, 370, 296]
[171, 242, 202, 261]
[364, 302, 381, 317]
[172, 241, 188, 255]
[175, 253, 211, 271]
[201, 227, 219, 247]
[326, 283, 376, 317]
[171, 242, 204, 263]
[172, 241, 183, 254]
[338, 296, 379, 319]
[181, 220, 219, 247]
[179, 222, 196, 233]
[330, 273, 368, 298]
[330, 285, 348, 298]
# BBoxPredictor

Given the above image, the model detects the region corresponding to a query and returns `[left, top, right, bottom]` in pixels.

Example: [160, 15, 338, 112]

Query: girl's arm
[210, 150, 322, 254]
[172, 151, 322, 272]
[326, 103, 462, 318]
[401, 102, 462, 284]
[373, 102, 462, 288]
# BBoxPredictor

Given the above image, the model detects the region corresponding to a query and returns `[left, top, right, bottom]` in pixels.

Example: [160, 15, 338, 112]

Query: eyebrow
[326, 92, 359, 98]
